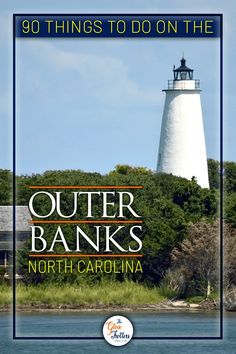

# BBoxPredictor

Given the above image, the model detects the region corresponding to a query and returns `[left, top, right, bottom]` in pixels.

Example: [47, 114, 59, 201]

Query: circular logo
[102, 315, 133, 346]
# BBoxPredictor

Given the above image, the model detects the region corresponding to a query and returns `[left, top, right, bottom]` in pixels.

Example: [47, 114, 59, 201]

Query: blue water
[0, 311, 235, 353]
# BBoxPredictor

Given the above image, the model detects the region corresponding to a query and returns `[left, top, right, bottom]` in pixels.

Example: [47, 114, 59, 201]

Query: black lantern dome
[173, 58, 193, 81]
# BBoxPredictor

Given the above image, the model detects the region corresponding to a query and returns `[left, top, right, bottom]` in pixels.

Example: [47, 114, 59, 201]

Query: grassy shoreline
[0, 282, 220, 312]
[0, 282, 166, 308]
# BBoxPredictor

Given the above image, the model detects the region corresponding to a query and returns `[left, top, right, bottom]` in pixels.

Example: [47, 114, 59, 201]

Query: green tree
[224, 161, 236, 193]
[13, 166, 218, 286]
[208, 159, 220, 189]
[0, 169, 12, 205]
[225, 193, 236, 226]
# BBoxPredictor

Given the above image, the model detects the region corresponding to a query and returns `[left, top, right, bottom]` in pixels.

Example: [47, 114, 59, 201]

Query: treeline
[0, 159, 236, 298]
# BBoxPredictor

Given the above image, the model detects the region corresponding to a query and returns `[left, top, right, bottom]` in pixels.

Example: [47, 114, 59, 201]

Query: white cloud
[22, 40, 161, 108]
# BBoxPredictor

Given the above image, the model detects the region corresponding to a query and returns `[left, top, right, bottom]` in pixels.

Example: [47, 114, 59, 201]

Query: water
[0, 311, 235, 353]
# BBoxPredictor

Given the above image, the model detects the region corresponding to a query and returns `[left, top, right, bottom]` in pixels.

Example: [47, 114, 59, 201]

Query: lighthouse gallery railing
[167, 80, 200, 90]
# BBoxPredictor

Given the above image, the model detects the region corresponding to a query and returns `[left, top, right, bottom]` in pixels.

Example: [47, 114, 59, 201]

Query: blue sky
[0, 0, 235, 175]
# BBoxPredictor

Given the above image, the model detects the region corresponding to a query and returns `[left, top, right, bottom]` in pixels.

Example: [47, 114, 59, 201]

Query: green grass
[0, 284, 12, 306]
[185, 291, 219, 304]
[185, 295, 205, 304]
[0, 281, 165, 308]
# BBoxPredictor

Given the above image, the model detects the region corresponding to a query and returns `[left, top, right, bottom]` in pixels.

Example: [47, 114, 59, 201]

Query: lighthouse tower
[157, 57, 209, 189]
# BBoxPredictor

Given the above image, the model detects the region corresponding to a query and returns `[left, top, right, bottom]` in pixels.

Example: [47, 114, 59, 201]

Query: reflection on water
[16, 311, 221, 337]
[0, 311, 235, 354]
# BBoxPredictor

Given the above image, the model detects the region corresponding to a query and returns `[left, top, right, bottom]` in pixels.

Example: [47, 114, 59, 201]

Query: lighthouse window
[180, 72, 187, 80]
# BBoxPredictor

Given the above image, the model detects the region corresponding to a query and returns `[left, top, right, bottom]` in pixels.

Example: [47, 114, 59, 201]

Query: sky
[0, 0, 235, 175]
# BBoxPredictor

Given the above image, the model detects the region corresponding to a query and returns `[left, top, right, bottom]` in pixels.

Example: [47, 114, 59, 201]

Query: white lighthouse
[157, 57, 209, 189]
